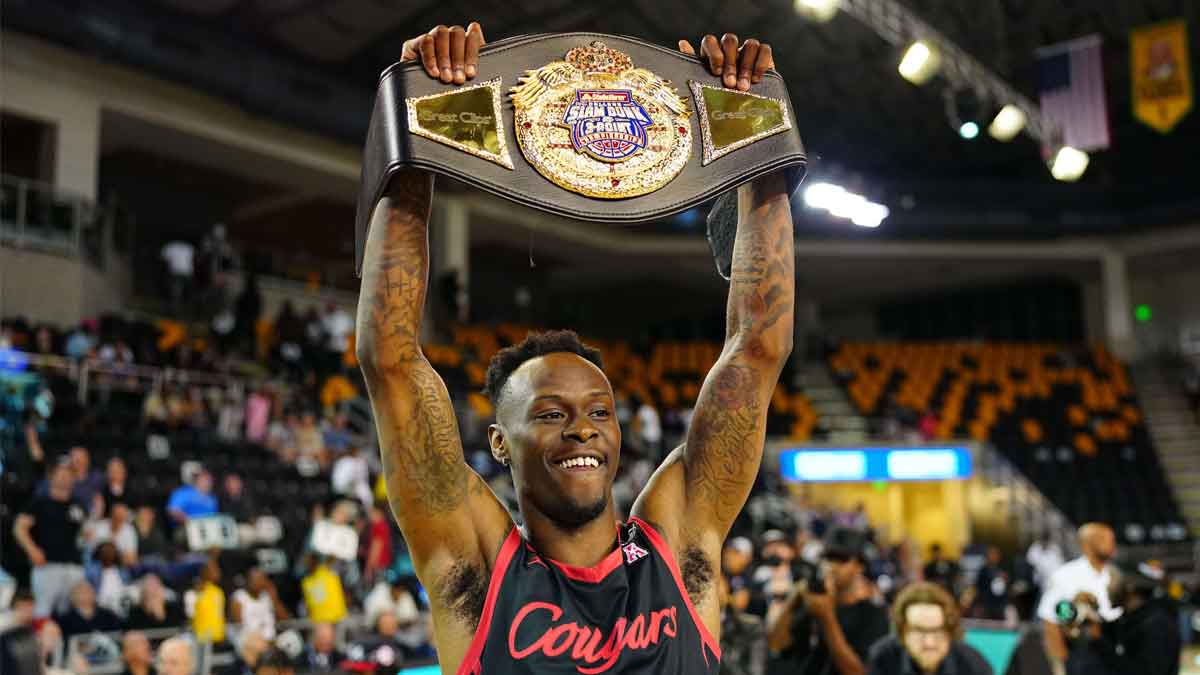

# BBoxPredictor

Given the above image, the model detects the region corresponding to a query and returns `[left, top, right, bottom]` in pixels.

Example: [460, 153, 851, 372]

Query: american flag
[1037, 34, 1110, 152]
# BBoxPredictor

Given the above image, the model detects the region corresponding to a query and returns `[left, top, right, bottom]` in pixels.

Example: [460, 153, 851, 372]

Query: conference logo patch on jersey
[622, 541, 649, 565]
[562, 90, 652, 162]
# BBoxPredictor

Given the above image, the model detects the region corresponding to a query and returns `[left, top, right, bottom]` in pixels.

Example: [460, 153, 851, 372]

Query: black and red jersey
[457, 516, 721, 674]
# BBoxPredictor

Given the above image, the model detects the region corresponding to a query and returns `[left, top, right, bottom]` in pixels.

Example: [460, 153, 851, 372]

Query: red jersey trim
[626, 516, 722, 662]
[545, 545, 625, 583]
[456, 527, 522, 675]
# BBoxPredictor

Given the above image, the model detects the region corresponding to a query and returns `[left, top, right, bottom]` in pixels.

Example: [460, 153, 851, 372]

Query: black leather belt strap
[356, 32, 806, 274]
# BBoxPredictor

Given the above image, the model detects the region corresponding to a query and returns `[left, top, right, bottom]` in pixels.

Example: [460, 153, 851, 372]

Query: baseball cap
[762, 529, 788, 545]
[726, 537, 753, 555]
[822, 527, 868, 564]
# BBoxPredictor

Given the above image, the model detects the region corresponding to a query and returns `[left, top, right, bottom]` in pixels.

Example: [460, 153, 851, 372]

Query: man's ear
[487, 424, 509, 466]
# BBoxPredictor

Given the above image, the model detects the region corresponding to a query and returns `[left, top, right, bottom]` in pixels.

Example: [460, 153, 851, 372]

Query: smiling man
[357, 22, 792, 675]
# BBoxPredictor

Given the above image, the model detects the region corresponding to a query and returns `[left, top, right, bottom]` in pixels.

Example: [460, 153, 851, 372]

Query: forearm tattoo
[685, 180, 794, 527]
[357, 173, 469, 516]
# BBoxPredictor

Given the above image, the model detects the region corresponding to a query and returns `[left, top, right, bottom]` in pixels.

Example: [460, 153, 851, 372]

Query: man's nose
[564, 418, 599, 442]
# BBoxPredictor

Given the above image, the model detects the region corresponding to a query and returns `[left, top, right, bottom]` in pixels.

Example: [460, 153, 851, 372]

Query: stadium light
[803, 181, 889, 227]
[1049, 146, 1089, 182]
[794, 0, 839, 22]
[898, 40, 940, 84]
[958, 121, 979, 139]
[988, 104, 1026, 141]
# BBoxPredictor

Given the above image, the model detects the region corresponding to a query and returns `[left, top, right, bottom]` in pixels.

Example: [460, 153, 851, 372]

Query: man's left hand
[804, 587, 837, 623]
[678, 34, 774, 91]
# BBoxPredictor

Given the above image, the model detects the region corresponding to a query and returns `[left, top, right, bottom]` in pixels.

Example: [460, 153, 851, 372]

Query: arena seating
[828, 341, 1187, 541]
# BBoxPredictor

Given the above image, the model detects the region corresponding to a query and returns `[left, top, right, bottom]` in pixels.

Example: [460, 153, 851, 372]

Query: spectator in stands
[321, 410, 355, 454]
[65, 322, 95, 360]
[231, 568, 290, 641]
[220, 473, 258, 524]
[234, 273, 263, 356]
[54, 579, 121, 638]
[321, 301, 354, 374]
[238, 631, 270, 675]
[363, 574, 420, 636]
[332, 445, 372, 508]
[1025, 533, 1064, 594]
[302, 554, 348, 625]
[723, 537, 755, 613]
[142, 385, 169, 433]
[1038, 523, 1118, 670]
[720, 573, 767, 675]
[918, 410, 939, 441]
[156, 636, 194, 675]
[161, 238, 196, 315]
[362, 503, 394, 584]
[634, 397, 664, 459]
[126, 574, 183, 631]
[253, 647, 296, 675]
[86, 542, 132, 616]
[15, 460, 87, 617]
[100, 457, 133, 511]
[272, 302, 306, 381]
[766, 527, 890, 675]
[167, 469, 218, 525]
[303, 307, 326, 366]
[294, 411, 327, 468]
[867, 581, 992, 675]
[969, 546, 1013, 622]
[120, 630, 156, 675]
[303, 622, 345, 672]
[190, 558, 225, 644]
[134, 506, 170, 563]
[244, 388, 273, 443]
[752, 529, 814, 617]
[922, 543, 961, 594]
[85, 501, 138, 566]
[217, 388, 244, 442]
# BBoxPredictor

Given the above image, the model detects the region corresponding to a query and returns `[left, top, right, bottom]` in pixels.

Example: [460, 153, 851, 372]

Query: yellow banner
[1131, 19, 1192, 133]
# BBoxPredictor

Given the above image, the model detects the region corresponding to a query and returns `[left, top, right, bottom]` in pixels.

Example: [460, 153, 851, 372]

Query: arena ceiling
[6, 0, 1200, 238]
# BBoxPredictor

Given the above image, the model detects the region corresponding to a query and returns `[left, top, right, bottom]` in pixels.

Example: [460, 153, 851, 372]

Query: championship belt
[356, 32, 807, 274]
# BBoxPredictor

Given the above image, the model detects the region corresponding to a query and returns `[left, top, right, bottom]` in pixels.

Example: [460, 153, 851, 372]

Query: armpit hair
[439, 560, 488, 626]
[680, 546, 714, 608]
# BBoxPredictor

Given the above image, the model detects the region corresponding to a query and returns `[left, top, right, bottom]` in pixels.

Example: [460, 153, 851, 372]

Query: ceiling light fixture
[898, 40, 940, 84]
[1049, 146, 1089, 182]
[803, 181, 889, 227]
[794, 0, 840, 22]
[987, 104, 1026, 141]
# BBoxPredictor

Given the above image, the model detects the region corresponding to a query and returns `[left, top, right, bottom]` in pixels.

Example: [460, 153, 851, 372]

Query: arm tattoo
[685, 175, 794, 529]
[357, 171, 470, 517]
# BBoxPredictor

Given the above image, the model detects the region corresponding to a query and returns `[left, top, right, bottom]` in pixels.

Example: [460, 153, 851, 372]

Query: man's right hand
[401, 23, 486, 84]
[28, 547, 47, 567]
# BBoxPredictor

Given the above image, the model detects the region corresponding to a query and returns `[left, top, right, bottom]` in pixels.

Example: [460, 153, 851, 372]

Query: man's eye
[590, 409, 611, 418]
[537, 411, 564, 420]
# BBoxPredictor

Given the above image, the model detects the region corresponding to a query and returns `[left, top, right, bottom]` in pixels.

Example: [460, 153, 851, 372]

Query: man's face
[313, 624, 335, 653]
[123, 633, 152, 666]
[903, 603, 951, 672]
[248, 569, 267, 594]
[158, 642, 193, 675]
[108, 458, 126, 483]
[196, 472, 213, 494]
[1088, 529, 1116, 563]
[491, 353, 620, 531]
[70, 447, 89, 475]
[137, 506, 155, 529]
[50, 463, 74, 493]
[71, 582, 95, 611]
[226, 474, 243, 497]
[111, 503, 130, 527]
[824, 554, 861, 592]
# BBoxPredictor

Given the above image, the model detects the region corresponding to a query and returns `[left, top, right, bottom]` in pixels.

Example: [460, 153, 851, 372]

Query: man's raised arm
[681, 173, 794, 537]
[356, 169, 510, 580]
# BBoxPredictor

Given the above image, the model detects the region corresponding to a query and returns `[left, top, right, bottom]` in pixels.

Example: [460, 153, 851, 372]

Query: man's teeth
[557, 457, 601, 469]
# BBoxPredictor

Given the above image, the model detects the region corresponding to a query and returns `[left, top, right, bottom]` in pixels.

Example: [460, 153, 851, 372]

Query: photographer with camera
[1056, 561, 1181, 675]
[766, 528, 890, 675]
[1035, 523, 1118, 674]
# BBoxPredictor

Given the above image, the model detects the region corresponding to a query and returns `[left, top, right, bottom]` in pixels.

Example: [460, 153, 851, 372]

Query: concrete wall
[1129, 263, 1200, 356]
[0, 247, 124, 325]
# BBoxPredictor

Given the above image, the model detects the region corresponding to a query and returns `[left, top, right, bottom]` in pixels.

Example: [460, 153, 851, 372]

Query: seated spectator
[321, 411, 355, 454]
[120, 630, 156, 675]
[364, 575, 420, 632]
[252, 647, 296, 675]
[156, 637, 194, 675]
[302, 622, 345, 672]
[86, 502, 138, 567]
[231, 568, 290, 641]
[362, 504, 395, 587]
[216, 388, 244, 442]
[167, 470, 218, 526]
[220, 473, 258, 523]
[302, 556, 348, 625]
[867, 581, 992, 675]
[143, 386, 169, 432]
[134, 506, 170, 562]
[346, 612, 409, 671]
[320, 378, 358, 420]
[266, 412, 297, 463]
[237, 631, 269, 675]
[53, 580, 121, 638]
[294, 411, 327, 467]
[332, 446, 372, 508]
[100, 458, 133, 511]
[190, 559, 226, 644]
[86, 542, 132, 616]
[126, 574, 184, 631]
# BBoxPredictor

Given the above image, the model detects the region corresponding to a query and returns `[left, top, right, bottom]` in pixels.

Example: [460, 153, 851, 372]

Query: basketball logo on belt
[562, 90, 652, 162]
[511, 41, 692, 199]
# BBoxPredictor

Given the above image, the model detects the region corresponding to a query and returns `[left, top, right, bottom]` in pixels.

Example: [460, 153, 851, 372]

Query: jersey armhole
[627, 515, 722, 662]
[455, 526, 522, 675]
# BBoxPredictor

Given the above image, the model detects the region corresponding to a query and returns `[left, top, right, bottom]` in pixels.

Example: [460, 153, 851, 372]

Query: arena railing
[0, 174, 130, 271]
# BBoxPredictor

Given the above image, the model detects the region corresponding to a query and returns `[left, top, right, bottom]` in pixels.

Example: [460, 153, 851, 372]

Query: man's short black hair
[483, 330, 604, 408]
